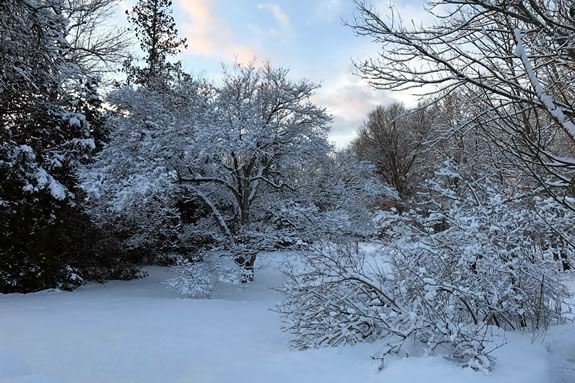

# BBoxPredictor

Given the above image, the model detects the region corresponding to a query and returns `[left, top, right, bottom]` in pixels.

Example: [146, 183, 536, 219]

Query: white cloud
[313, 74, 398, 148]
[257, 3, 291, 30]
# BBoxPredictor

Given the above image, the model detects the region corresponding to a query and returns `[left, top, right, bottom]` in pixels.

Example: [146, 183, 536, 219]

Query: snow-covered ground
[1, 253, 574, 383]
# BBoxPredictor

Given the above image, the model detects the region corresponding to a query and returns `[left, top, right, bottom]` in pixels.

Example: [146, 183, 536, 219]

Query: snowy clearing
[1, 253, 574, 383]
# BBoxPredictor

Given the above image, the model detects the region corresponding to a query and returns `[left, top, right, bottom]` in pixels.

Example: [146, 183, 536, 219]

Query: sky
[117, 0, 426, 147]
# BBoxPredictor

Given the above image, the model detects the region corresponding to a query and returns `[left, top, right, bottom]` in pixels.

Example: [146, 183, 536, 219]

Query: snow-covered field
[1, 253, 574, 383]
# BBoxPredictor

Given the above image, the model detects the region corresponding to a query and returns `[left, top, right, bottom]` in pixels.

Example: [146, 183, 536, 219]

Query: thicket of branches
[351, 0, 575, 208]
[281, 161, 572, 371]
[280, 0, 575, 371]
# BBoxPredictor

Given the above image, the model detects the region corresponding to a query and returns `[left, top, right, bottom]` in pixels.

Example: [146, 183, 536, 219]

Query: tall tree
[0, 0, 135, 292]
[125, 0, 187, 87]
[178, 64, 331, 234]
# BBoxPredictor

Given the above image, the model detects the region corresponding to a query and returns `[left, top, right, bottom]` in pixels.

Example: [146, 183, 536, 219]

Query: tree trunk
[240, 178, 250, 225]
[233, 250, 257, 283]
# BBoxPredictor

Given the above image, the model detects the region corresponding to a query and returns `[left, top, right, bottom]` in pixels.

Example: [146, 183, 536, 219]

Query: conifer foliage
[0, 0, 136, 292]
[125, 0, 187, 87]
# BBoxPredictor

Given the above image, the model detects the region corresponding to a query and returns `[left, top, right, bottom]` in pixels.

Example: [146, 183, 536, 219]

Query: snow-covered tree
[83, 63, 329, 247]
[0, 0, 137, 292]
[176, 64, 332, 255]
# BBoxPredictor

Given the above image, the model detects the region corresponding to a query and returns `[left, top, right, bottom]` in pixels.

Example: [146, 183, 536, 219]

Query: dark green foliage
[0, 204, 143, 293]
[124, 0, 187, 88]
[0, 0, 139, 293]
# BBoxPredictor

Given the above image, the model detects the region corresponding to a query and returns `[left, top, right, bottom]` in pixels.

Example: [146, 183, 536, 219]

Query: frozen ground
[0, 252, 574, 383]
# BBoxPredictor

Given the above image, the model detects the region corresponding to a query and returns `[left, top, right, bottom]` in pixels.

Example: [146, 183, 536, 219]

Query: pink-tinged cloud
[176, 0, 259, 64]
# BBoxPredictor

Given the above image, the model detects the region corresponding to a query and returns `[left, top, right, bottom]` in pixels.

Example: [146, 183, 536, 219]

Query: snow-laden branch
[513, 28, 575, 143]
[191, 186, 235, 245]
[178, 173, 242, 203]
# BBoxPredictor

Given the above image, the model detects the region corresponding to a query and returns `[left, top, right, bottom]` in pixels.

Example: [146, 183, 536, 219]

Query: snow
[47, 179, 66, 201]
[20, 168, 67, 200]
[513, 29, 575, 144]
[0, 253, 574, 383]
[62, 112, 86, 129]
[16, 145, 34, 156]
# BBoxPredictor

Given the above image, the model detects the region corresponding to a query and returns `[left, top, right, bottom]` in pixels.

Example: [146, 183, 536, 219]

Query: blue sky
[118, 0, 425, 147]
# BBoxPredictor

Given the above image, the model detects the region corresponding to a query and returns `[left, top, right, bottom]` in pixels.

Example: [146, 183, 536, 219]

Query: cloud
[313, 74, 397, 147]
[177, 0, 258, 64]
[315, 75, 394, 125]
[257, 3, 290, 30]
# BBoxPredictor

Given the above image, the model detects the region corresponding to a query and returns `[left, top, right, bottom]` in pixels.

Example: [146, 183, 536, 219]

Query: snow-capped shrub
[281, 238, 569, 371]
[280, 164, 573, 372]
[163, 254, 243, 297]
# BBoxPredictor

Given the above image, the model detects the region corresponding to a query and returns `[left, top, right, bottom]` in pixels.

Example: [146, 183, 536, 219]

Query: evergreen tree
[0, 0, 137, 292]
[125, 0, 187, 88]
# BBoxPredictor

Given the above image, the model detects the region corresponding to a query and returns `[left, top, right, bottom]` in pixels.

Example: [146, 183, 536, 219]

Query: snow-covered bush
[163, 254, 243, 297]
[280, 162, 573, 372]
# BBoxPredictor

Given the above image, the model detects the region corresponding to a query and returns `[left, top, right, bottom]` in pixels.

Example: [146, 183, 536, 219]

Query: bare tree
[350, 0, 575, 208]
[352, 103, 432, 200]
[62, 0, 131, 75]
